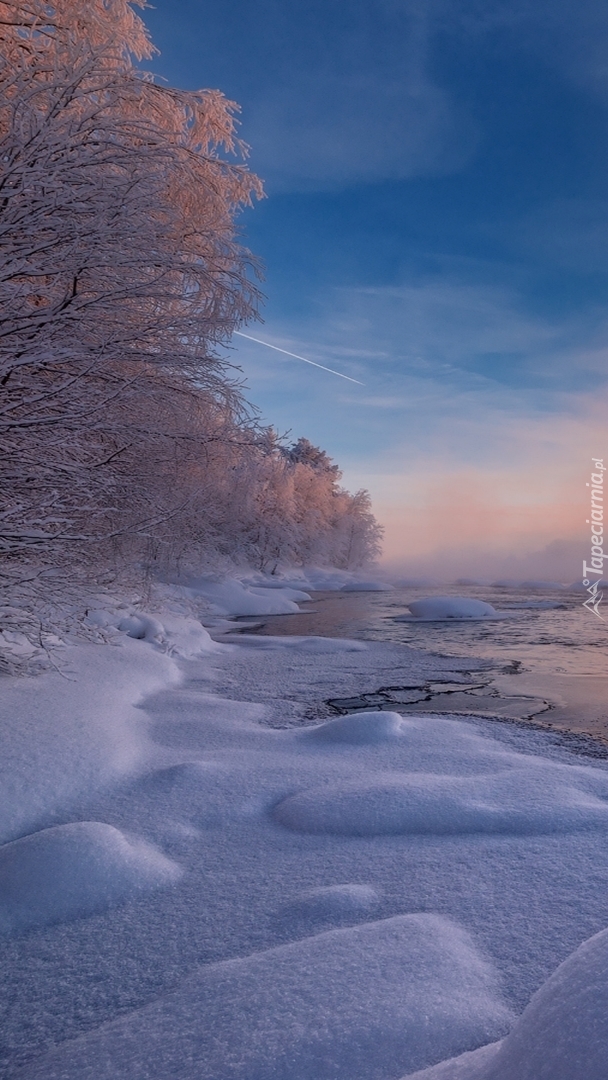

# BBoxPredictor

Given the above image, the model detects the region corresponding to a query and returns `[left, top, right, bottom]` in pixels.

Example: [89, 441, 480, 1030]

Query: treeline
[0, 0, 381, 588]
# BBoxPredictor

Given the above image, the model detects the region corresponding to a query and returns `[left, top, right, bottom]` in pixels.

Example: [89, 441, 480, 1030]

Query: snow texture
[405, 926, 608, 1080]
[0, 822, 181, 934]
[19, 914, 513, 1080]
[0, 639, 180, 844]
[3, 595, 608, 1078]
[279, 883, 381, 923]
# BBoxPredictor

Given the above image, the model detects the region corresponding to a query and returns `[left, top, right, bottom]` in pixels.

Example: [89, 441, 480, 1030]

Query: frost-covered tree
[0, 0, 262, 388]
[0, 0, 262, 561]
[0, 1, 382, 593]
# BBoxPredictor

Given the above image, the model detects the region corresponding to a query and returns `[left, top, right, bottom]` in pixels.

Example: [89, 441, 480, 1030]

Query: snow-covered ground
[2, 579, 608, 1078]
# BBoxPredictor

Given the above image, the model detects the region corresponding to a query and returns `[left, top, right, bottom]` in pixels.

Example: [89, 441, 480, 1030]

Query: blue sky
[143, 0, 608, 577]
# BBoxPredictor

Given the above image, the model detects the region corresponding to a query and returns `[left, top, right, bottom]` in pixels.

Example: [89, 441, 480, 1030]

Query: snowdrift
[0, 822, 180, 934]
[406, 925, 608, 1080]
[18, 915, 512, 1080]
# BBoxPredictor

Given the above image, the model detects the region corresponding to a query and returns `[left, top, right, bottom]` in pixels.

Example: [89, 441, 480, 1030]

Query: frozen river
[249, 584, 608, 748]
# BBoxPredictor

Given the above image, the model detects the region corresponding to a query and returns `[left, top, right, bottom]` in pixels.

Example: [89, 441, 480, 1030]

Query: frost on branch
[0, 1, 382, 618]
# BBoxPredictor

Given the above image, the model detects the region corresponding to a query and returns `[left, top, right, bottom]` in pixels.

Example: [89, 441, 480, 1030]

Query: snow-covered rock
[405, 925, 608, 1080]
[0, 822, 180, 934]
[399, 597, 499, 621]
[301, 709, 407, 744]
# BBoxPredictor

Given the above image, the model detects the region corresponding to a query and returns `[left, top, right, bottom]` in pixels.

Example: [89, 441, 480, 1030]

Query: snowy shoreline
[2, 578, 608, 1078]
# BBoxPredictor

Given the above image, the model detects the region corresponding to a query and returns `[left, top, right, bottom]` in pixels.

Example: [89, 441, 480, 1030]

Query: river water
[250, 584, 608, 747]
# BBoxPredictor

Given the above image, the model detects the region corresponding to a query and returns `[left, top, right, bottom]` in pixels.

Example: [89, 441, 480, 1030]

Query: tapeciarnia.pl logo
[582, 458, 606, 619]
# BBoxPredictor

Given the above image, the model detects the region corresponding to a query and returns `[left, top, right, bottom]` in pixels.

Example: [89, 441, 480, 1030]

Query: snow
[3, 589, 608, 1077]
[85, 607, 220, 658]
[300, 709, 407, 743]
[398, 596, 501, 621]
[0, 639, 179, 844]
[272, 757, 608, 836]
[241, 567, 391, 592]
[20, 915, 513, 1080]
[0, 822, 180, 934]
[184, 577, 302, 616]
[406, 927, 608, 1080]
[280, 883, 381, 923]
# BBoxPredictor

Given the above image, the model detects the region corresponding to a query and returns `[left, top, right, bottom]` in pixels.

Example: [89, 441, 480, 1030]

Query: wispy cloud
[233, 275, 608, 578]
[222, 0, 477, 191]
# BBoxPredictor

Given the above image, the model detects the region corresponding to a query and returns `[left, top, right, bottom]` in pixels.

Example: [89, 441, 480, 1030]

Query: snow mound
[86, 609, 218, 657]
[185, 578, 301, 616]
[117, 613, 165, 641]
[400, 597, 499, 621]
[156, 614, 219, 658]
[405, 926, 608, 1080]
[281, 883, 381, 921]
[21, 914, 513, 1080]
[0, 641, 180, 844]
[272, 769, 608, 837]
[224, 634, 367, 652]
[239, 582, 312, 601]
[0, 822, 181, 934]
[302, 710, 408, 745]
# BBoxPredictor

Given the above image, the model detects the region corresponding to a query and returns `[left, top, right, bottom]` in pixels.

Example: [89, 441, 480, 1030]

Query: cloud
[220, 0, 477, 191]
[347, 397, 607, 579]
[233, 274, 608, 580]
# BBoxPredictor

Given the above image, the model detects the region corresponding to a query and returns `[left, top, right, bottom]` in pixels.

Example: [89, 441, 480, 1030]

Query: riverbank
[2, 580, 608, 1078]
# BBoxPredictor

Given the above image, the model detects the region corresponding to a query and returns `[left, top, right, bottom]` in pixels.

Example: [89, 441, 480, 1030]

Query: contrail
[234, 331, 364, 385]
